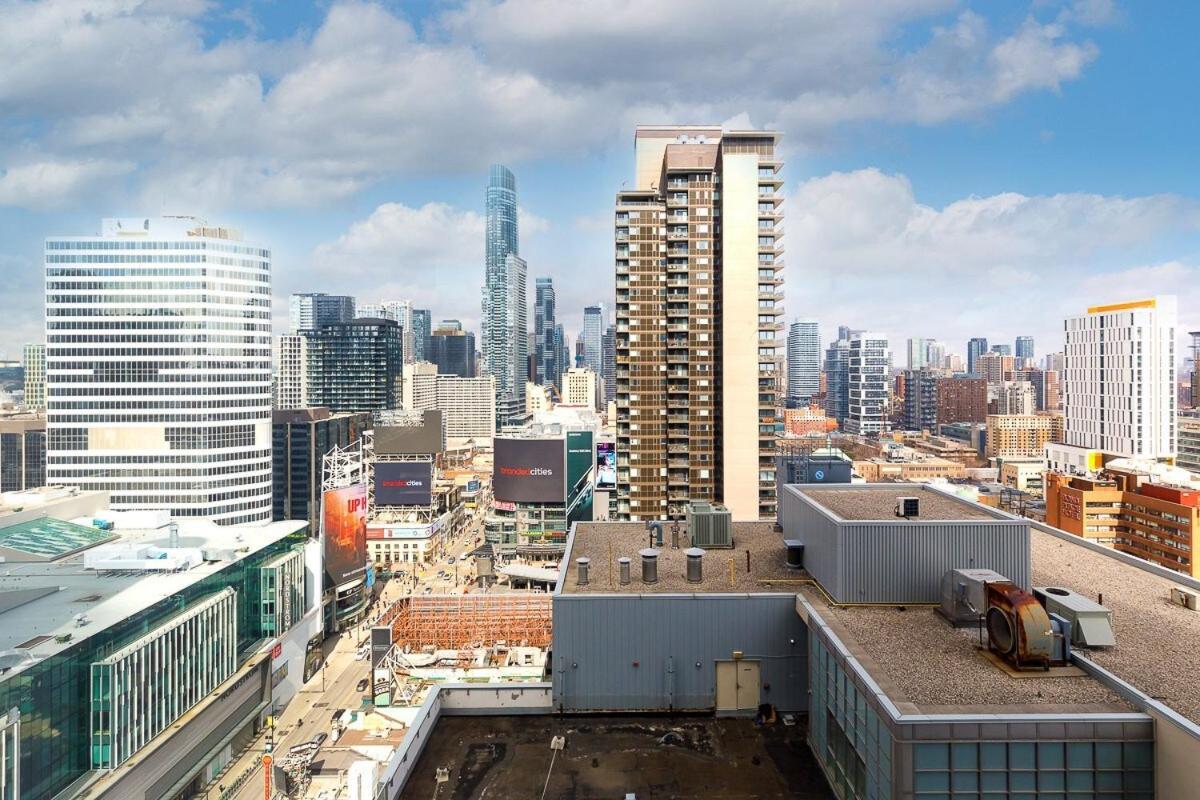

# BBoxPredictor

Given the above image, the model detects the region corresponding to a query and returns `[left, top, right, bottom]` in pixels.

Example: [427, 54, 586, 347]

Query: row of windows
[48, 267, 265, 280]
[48, 410, 268, 426]
[47, 254, 268, 270]
[47, 372, 270, 384]
[110, 496, 272, 514]
[49, 347, 270, 358]
[47, 281, 270, 294]
[47, 448, 271, 464]
[49, 334, 270, 345]
[53, 476, 271, 493]
[47, 240, 269, 257]
[49, 319, 268, 331]
[48, 307, 269, 319]
[51, 460, 269, 479]
[49, 397, 268, 410]
[48, 294, 270, 307]
[50, 385, 266, 397]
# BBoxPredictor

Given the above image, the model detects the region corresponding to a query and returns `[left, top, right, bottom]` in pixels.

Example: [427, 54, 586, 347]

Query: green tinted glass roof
[0, 517, 115, 558]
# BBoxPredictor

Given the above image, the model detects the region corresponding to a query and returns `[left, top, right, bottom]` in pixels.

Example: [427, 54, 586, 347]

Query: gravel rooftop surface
[819, 595, 1133, 713]
[802, 487, 998, 521]
[562, 521, 800, 594]
[1030, 527, 1200, 725]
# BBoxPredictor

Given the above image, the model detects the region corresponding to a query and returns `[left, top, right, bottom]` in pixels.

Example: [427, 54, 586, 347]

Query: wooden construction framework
[388, 594, 552, 649]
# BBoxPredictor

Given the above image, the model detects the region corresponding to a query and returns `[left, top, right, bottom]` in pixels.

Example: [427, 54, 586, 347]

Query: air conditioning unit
[939, 568, 1010, 626]
[895, 496, 919, 518]
[1171, 586, 1199, 611]
[687, 501, 732, 548]
[1033, 587, 1116, 647]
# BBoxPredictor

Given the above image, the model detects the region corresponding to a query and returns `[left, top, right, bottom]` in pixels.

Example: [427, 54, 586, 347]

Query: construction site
[383, 593, 553, 651]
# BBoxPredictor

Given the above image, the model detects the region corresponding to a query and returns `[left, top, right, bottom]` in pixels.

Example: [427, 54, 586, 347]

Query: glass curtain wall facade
[259, 549, 305, 636]
[90, 588, 238, 770]
[304, 319, 403, 412]
[0, 530, 306, 800]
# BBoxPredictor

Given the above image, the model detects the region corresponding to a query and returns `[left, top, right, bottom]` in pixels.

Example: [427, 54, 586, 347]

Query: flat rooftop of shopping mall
[394, 715, 834, 800]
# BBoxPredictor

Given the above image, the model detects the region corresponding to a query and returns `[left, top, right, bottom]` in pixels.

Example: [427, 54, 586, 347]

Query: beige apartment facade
[986, 413, 1064, 458]
[615, 126, 783, 521]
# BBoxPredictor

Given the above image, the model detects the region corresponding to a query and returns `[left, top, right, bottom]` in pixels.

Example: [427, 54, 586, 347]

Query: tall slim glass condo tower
[481, 165, 527, 425]
[45, 217, 273, 525]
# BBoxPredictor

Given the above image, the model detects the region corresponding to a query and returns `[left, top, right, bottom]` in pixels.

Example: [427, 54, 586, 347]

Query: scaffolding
[389, 594, 553, 650]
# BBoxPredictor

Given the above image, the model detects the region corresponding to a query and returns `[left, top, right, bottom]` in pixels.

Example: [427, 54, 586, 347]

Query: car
[311, 732, 328, 747]
[447, 556, 456, 564]
[356, 678, 369, 692]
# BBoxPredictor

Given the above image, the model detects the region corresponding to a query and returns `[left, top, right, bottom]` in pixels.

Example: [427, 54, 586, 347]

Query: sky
[1, 0, 1199, 365]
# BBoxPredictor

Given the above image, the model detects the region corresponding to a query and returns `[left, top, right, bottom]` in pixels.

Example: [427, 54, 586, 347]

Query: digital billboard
[322, 484, 367, 588]
[566, 431, 594, 524]
[374, 461, 433, 506]
[595, 441, 616, 490]
[492, 437, 565, 503]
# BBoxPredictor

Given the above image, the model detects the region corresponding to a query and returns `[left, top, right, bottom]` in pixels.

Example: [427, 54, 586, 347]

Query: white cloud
[786, 169, 1200, 353]
[0, 0, 1110, 211]
[0, 158, 134, 208]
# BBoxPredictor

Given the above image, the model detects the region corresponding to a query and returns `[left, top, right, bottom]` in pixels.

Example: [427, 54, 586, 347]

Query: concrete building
[999, 458, 1047, 495]
[823, 330, 855, 425]
[1178, 411, 1200, 471]
[410, 307, 431, 363]
[852, 456, 967, 482]
[403, 363, 496, 443]
[936, 376, 988, 424]
[987, 413, 1064, 458]
[271, 407, 370, 532]
[787, 319, 820, 407]
[562, 367, 599, 409]
[21, 343, 44, 411]
[273, 333, 308, 409]
[0, 497, 317, 800]
[991, 380, 1036, 415]
[0, 413, 46, 492]
[289, 292, 354, 332]
[1045, 467, 1200, 576]
[845, 333, 890, 435]
[977, 351, 1015, 385]
[304, 318, 403, 413]
[905, 337, 930, 370]
[782, 405, 836, 438]
[481, 165, 528, 427]
[525, 382, 554, 413]
[614, 125, 783, 521]
[1015, 334, 1035, 365]
[45, 217, 273, 525]
[1048, 297, 1178, 475]
[1014, 366, 1061, 412]
[901, 368, 938, 431]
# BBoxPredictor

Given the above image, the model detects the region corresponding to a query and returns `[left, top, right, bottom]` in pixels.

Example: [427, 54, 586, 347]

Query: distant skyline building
[614, 125, 784, 521]
[845, 333, 891, 435]
[562, 367, 599, 409]
[1015, 335, 1035, 364]
[534, 277, 559, 387]
[273, 334, 308, 409]
[428, 324, 477, 378]
[554, 324, 570, 382]
[787, 320, 820, 407]
[1048, 296, 1177, 473]
[411, 308, 431, 362]
[305, 317, 403, 413]
[481, 165, 527, 426]
[45, 217, 273, 524]
[581, 304, 606, 374]
[991, 343, 1012, 356]
[967, 337, 989, 376]
[924, 340, 946, 371]
[824, 329, 858, 424]
[601, 324, 616, 404]
[905, 337, 929, 370]
[289, 292, 354, 332]
[22, 342, 44, 411]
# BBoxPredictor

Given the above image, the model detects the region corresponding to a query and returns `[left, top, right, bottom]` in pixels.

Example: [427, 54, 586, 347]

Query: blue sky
[1, 0, 1198, 365]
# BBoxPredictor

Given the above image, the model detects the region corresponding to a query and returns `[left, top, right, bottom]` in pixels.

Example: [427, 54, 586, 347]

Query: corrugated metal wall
[779, 485, 1031, 604]
[840, 522, 1030, 603]
[552, 594, 808, 713]
[779, 485, 843, 598]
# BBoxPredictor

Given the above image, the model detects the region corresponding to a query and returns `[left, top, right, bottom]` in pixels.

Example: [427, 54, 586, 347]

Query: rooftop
[395, 715, 832, 800]
[560, 521, 797, 595]
[800, 485, 999, 521]
[0, 517, 307, 664]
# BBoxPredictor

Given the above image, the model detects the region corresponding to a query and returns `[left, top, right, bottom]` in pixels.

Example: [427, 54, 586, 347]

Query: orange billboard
[322, 484, 367, 587]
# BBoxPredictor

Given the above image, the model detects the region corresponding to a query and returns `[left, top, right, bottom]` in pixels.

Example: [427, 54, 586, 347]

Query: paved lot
[397, 715, 835, 800]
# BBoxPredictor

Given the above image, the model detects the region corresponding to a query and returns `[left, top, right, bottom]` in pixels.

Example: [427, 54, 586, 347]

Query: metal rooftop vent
[576, 557, 590, 586]
[1033, 586, 1116, 647]
[685, 547, 704, 583]
[618, 556, 631, 585]
[639, 548, 658, 584]
[783, 540, 804, 571]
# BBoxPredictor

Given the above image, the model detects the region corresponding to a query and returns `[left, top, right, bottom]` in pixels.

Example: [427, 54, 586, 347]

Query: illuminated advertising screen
[492, 437, 565, 503]
[322, 484, 367, 588]
[566, 431, 594, 524]
[595, 441, 616, 490]
[374, 461, 433, 506]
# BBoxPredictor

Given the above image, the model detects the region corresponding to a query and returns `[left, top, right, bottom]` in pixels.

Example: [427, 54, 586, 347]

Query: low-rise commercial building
[998, 458, 1047, 495]
[852, 456, 966, 482]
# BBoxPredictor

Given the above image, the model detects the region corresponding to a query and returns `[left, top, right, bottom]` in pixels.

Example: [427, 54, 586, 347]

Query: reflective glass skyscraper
[967, 337, 989, 377]
[581, 304, 606, 373]
[534, 277, 559, 387]
[481, 165, 527, 425]
[787, 319, 820, 407]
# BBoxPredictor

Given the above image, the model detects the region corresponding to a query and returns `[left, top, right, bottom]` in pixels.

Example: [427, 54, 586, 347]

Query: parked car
[356, 678, 369, 692]
[311, 732, 328, 747]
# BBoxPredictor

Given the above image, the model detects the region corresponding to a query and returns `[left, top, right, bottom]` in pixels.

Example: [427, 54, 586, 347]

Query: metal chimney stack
[685, 547, 705, 583]
[576, 557, 590, 586]
[618, 556, 631, 585]
[168, 522, 179, 549]
[639, 548, 659, 584]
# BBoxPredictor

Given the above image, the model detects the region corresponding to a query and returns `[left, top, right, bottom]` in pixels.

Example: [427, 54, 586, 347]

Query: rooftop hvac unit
[894, 496, 920, 518]
[1033, 587, 1116, 647]
[1171, 586, 1199, 611]
[687, 501, 732, 549]
[939, 568, 1011, 627]
[985, 582, 1053, 670]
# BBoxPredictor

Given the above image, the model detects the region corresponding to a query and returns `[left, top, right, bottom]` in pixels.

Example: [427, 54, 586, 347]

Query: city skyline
[3, 3, 1200, 360]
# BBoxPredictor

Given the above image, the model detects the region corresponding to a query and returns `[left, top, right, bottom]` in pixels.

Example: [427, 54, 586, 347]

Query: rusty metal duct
[985, 582, 1053, 670]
